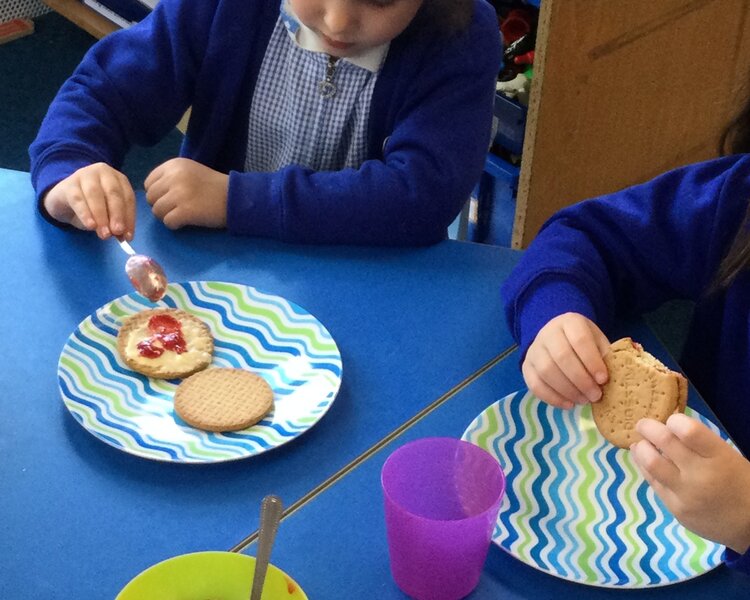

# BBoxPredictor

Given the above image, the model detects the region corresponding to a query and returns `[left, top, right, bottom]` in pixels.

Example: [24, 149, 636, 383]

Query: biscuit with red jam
[117, 308, 213, 379]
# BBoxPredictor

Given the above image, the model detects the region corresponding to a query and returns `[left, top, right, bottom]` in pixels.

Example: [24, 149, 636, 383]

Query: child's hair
[713, 219, 750, 291]
[712, 93, 750, 291]
[417, 0, 475, 36]
[719, 99, 750, 156]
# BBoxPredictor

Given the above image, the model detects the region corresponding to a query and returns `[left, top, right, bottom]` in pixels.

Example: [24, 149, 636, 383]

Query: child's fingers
[65, 184, 97, 231]
[150, 193, 177, 222]
[118, 173, 137, 240]
[143, 163, 161, 190]
[666, 413, 722, 458]
[558, 321, 607, 398]
[522, 361, 574, 409]
[588, 322, 611, 382]
[636, 418, 695, 467]
[631, 440, 680, 499]
[161, 205, 186, 230]
[99, 170, 128, 237]
[68, 213, 86, 229]
[525, 346, 586, 405]
[145, 178, 168, 208]
[548, 342, 601, 403]
[143, 164, 167, 205]
[80, 177, 111, 238]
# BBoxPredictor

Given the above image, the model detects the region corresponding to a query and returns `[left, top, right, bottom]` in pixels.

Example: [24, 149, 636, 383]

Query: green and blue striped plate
[58, 281, 342, 463]
[462, 389, 726, 588]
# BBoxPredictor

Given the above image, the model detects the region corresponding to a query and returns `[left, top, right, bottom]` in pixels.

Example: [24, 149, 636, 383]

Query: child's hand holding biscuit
[632, 413, 750, 554]
[522, 312, 611, 410]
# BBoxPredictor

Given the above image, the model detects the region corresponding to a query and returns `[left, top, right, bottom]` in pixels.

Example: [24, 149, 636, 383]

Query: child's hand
[43, 163, 136, 240]
[144, 158, 228, 230]
[632, 414, 750, 553]
[522, 312, 610, 409]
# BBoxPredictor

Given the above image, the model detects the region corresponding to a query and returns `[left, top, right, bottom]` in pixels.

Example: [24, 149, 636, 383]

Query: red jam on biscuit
[136, 314, 187, 358]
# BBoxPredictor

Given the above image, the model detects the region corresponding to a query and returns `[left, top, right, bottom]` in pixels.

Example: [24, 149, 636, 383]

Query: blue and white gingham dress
[245, 10, 385, 173]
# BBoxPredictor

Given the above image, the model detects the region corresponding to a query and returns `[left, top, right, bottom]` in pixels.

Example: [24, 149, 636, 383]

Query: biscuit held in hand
[592, 338, 687, 449]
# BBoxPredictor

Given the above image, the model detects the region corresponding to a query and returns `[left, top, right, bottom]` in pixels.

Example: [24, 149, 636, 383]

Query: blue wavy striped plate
[58, 281, 342, 463]
[462, 389, 726, 588]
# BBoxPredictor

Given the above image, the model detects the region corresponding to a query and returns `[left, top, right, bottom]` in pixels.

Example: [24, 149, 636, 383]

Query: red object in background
[500, 8, 533, 44]
[0, 18, 34, 44]
[513, 50, 535, 65]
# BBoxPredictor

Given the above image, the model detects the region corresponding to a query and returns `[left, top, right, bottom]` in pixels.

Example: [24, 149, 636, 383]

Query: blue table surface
[0, 169, 523, 598]
[256, 323, 749, 599]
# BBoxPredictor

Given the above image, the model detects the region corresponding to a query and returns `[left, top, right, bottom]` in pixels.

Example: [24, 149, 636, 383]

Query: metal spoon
[117, 239, 168, 302]
[250, 495, 283, 600]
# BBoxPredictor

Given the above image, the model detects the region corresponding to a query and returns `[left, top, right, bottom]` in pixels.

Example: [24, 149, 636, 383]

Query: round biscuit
[117, 308, 214, 379]
[592, 341, 684, 449]
[174, 368, 274, 432]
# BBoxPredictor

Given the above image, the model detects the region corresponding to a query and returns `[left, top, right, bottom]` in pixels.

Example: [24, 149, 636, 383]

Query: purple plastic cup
[381, 437, 505, 600]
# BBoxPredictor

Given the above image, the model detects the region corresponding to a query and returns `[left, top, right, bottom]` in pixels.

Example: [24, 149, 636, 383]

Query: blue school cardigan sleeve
[31, 0, 501, 246]
[29, 0, 219, 201]
[501, 154, 750, 359]
[724, 547, 750, 574]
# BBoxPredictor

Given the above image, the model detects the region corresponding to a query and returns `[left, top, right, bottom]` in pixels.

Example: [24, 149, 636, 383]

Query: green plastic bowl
[115, 551, 308, 600]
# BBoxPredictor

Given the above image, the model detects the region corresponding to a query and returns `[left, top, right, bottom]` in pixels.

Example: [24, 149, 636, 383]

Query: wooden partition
[42, 0, 118, 38]
[514, 0, 750, 248]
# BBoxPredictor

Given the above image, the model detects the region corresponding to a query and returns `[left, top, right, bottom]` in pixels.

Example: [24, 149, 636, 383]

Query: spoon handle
[250, 495, 283, 600]
[117, 239, 137, 256]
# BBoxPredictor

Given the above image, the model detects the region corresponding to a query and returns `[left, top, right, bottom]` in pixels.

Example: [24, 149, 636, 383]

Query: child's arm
[632, 414, 750, 562]
[502, 154, 750, 362]
[30, 0, 210, 223]
[225, 3, 502, 245]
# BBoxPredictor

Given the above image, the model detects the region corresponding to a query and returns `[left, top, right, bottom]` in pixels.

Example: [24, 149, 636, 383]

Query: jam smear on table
[136, 314, 187, 358]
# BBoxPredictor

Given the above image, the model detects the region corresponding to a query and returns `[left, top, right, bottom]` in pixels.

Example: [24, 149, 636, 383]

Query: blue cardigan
[502, 154, 750, 572]
[29, 0, 501, 246]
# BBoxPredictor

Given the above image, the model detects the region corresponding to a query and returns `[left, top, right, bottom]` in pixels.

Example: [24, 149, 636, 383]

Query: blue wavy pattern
[58, 281, 342, 463]
[462, 389, 726, 588]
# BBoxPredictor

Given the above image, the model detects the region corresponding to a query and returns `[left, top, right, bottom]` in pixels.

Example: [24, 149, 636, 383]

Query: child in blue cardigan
[30, 0, 501, 246]
[502, 105, 750, 573]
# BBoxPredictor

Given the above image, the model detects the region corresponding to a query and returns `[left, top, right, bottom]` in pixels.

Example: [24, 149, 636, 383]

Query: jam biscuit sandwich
[117, 308, 214, 379]
[174, 368, 274, 432]
[592, 338, 687, 449]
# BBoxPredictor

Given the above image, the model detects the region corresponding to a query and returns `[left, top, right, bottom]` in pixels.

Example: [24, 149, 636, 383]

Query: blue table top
[255, 323, 749, 599]
[0, 169, 522, 598]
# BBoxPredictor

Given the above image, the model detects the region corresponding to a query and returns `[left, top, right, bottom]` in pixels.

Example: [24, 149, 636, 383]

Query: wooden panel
[38, 1, 192, 135]
[513, 0, 750, 248]
[42, 0, 118, 39]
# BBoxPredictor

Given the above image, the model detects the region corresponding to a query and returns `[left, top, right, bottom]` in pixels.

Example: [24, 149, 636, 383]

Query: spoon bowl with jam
[118, 239, 168, 302]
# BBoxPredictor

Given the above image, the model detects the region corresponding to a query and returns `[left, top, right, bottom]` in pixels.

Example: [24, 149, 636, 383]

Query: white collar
[280, 1, 388, 72]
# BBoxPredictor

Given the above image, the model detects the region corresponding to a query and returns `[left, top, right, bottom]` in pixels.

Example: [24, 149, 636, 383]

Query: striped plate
[462, 389, 726, 588]
[58, 281, 342, 463]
